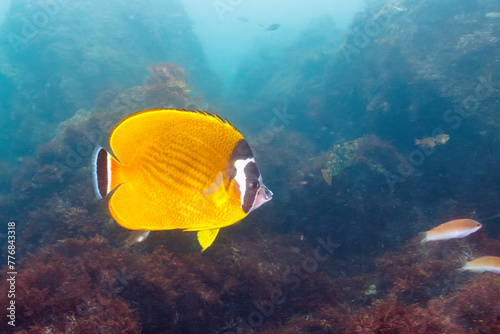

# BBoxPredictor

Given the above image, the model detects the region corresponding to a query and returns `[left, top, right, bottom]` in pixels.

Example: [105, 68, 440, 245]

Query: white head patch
[234, 157, 255, 208]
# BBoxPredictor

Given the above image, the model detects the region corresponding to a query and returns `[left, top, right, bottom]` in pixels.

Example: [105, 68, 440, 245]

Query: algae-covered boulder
[321, 135, 406, 186]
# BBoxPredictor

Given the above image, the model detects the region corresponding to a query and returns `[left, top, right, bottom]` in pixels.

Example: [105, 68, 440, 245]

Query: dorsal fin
[108, 108, 243, 165]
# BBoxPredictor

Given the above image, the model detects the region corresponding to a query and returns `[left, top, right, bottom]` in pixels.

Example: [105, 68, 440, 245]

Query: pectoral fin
[203, 172, 228, 208]
[203, 172, 223, 196]
[197, 228, 220, 252]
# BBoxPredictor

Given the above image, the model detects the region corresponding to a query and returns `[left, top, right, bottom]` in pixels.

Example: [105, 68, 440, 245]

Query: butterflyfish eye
[249, 180, 259, 189]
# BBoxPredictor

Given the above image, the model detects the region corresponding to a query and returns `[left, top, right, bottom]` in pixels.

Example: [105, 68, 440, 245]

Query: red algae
[1, 234, 336, 333]
[345, 273, 500, 334]
[0, 237, 141, 333]
[4, 190, 500, 333]
[246, 233, 500, 334]
[431, 274, 500, 332]
[347, 296, 467, 334]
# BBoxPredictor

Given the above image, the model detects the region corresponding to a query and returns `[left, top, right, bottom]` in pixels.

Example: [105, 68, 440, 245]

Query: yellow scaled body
[92, 109, 273, 251]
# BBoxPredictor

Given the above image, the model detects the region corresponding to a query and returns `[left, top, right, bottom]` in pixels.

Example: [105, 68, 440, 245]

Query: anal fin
[197, 228, 220, 252]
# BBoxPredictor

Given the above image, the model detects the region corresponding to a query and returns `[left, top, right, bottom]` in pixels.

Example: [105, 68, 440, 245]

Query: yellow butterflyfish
[92, 109, 272, 251]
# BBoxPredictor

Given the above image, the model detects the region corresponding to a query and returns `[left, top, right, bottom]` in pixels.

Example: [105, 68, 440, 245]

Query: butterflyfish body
[418, 219, 482, 243]
[461, 256, 500, 274]
[92, 109, 273, 251]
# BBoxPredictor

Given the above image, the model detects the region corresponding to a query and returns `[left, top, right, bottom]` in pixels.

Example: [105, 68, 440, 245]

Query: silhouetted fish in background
[266, 24, 281, 31]
[485, 12, 500, 18]
[237, 17, 249, 23]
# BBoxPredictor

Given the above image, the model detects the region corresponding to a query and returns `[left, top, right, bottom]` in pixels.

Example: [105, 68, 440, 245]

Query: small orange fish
[418, 219, 482, 243]
[460, 256, 500, 274]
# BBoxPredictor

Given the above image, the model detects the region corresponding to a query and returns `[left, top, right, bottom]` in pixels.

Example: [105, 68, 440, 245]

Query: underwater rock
[145, 63, 189, 93]
[321, 135, 405, 185]
[31, 164, 63, 187]
[456, 29, 499, 55]
[324, 0, 500, 145]
[322, 139, 360, 181]
[143, 62, 192, 108]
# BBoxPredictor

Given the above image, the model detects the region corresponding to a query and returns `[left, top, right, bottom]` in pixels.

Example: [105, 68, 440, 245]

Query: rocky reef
[321, 135, 405, 184]
[324, 0, 500, 152]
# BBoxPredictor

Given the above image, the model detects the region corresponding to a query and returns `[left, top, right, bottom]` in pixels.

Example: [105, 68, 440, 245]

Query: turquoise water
[181, 0, 363, 89]
[0, 1, 10, 26]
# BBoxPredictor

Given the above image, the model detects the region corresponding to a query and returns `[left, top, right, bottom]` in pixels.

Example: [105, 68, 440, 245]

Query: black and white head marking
[229, 140, 273, 214]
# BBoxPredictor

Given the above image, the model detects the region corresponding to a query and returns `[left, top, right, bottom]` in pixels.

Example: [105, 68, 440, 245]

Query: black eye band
[242, 162, 260, 213]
